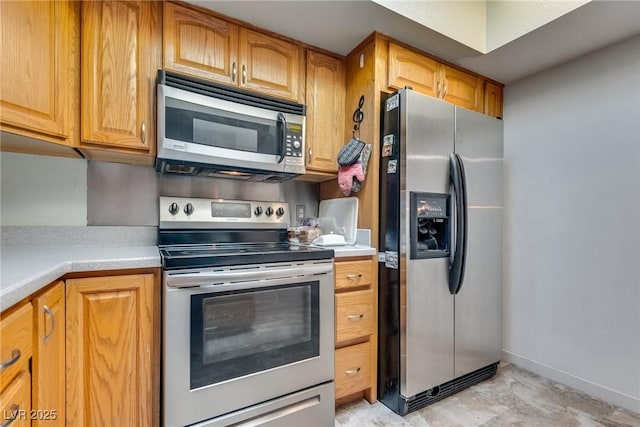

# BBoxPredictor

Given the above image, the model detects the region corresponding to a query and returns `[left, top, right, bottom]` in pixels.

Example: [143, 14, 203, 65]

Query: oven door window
[190, 281, 319, 389]
[165, 96, 279, 156]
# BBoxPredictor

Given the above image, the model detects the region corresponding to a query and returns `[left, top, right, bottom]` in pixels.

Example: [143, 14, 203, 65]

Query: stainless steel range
[159, 197, 335, 427]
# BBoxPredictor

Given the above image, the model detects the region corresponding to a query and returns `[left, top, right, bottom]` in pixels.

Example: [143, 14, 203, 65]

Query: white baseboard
[502, 350, 640, 414]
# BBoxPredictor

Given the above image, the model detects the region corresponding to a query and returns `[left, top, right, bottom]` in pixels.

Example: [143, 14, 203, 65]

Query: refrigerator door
[453, 107, 503, 378]
[401, 91, 455, 397]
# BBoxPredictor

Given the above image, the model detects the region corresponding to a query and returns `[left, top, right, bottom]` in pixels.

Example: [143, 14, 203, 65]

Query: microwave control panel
[284, 125, 305, 173]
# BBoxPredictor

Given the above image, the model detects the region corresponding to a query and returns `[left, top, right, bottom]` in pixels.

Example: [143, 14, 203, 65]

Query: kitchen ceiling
[186, 0, 640, 84]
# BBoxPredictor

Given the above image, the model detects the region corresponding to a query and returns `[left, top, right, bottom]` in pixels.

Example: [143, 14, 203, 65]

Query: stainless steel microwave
[156, 71, 306, 182]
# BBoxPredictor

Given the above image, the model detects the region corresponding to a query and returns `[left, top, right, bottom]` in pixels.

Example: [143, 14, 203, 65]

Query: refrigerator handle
[449, 153, 468, 294]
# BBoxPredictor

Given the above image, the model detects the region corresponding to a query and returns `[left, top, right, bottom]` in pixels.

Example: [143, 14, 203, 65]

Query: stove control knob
[254, 206, 263, 216]
[276, 207, 285, 217]
[168, 202, 179, 215]
[265, 207, 274, 216]
[184, 203, 194, 216]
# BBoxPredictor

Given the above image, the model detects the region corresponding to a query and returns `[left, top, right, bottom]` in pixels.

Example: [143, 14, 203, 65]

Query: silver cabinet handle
[345, 367, 361, 376]
[347, 314, 364, 321]
[242, 64, 247, 84]
[308, 147, 313, 161]
[0, 349, 21, 371]
[442, 84, 448, 98]
[232, 62, 237, 82]
[0, 404, 19, 427]
[43, 305, 55, 344]
[141, 121, 146, 144]
[346, 274, 362, 279]
[437, 81, 441, 98]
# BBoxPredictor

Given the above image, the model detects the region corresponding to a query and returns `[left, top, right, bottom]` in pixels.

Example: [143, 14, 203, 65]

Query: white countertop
[0, 244, 161, 312]
[305, 229, 377, 258]
[330, 244, 377, 258]
[0, 226, 377, 312]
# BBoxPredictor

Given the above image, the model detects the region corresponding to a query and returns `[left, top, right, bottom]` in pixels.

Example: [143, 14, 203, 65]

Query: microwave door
[158, 85, 303, 174]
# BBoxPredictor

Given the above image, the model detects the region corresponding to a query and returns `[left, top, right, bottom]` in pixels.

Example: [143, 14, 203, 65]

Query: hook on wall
[352, 95, 364, 138]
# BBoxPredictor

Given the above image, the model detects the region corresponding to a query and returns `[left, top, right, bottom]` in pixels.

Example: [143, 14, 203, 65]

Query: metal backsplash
[87, 161, 320, 226]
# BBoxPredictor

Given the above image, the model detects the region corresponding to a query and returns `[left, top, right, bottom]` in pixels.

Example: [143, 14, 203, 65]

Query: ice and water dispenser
[410, 192, 450, 259]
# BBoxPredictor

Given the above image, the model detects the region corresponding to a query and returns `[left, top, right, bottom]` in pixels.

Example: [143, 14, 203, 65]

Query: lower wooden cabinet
[32, 281, 65, 427]
[0, 270, 160, 427]
[0, 302, 32, 391]
[334, 256, 377, 405]
[66, 273, 157, 427]
[0, 302, 33, 427]
[335, 341, 371, 400]
[0, 371, 31, 427]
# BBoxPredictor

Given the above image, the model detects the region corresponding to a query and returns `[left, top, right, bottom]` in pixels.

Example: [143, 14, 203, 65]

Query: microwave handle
[277, 112, 287, 164]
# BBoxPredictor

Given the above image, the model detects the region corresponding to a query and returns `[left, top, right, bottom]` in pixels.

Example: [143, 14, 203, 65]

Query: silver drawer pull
[0, 349, 21, 371]
[345, 368, 361, 376]
[0, 404, 19, 427]
[347, 314, 364, 321]
[43, 305, 55, 344]
[346, 274, 362, 279]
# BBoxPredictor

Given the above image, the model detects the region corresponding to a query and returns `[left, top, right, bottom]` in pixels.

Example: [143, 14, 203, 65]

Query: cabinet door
[163, 2, 238, 85]
[484, 81, 503, 119]
[305, 50, 345, 173]
[0, 371, 31, 427]
[0, 0, 77, 145]
[81, 1, 161, 153]
[32, 281, 65, 427]
[0, 302, 32, 391]
[239, 28, 302, 102]
[388, 42, 439, 98]
[66, 274, 156, 427]
[440, 64, 484, 113]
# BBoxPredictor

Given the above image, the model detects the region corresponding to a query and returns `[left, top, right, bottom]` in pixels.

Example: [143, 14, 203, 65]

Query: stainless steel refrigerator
[378, 88, 503, 415]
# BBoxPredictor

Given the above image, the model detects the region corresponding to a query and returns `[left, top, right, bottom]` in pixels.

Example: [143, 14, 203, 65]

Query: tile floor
[335, 363, 640, 426]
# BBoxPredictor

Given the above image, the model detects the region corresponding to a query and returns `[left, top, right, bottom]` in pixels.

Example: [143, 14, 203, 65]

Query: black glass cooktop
[160, 242, 334, 270]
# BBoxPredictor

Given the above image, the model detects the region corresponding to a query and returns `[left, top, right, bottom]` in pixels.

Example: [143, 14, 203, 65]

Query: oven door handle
[165, 263, 333, 288]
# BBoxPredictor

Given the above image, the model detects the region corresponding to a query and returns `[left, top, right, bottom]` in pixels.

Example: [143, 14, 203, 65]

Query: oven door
[163, 260, 334, 427]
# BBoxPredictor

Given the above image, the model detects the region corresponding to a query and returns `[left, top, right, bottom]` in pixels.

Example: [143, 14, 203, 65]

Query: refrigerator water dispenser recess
[410, 192, 450, 259]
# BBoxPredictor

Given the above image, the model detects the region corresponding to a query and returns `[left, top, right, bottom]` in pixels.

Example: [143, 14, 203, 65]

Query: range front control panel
[159, 197, 289, 229]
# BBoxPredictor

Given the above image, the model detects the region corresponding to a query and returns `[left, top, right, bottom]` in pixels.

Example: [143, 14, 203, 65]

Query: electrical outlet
[296, 205, 306, 220]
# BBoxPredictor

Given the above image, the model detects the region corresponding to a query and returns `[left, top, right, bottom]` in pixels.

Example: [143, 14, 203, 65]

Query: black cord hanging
[352, 95, 365, 139]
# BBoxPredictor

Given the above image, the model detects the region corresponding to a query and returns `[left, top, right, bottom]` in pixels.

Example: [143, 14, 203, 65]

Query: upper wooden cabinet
[239, 28, 302, 102]
[440, 64, 484, 113]
[163, 1, 238, 85]
[0, 0, 79, 148]
[305, 50, 345, 174]
[80, 0, 161, 162]
[387, 42, 486, 114]
[388, 42, 439, 98]
[163, 2, 303, 102]
[484, 81, 504, 119]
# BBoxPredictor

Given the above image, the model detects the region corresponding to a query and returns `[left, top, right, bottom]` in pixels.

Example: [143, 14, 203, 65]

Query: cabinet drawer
[0, 370, 31, 427]
[335, 260, 373, 290]
[0, 302, 32, 390]
[335, 341, 371, 400]
[335, 289, 373, 343]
